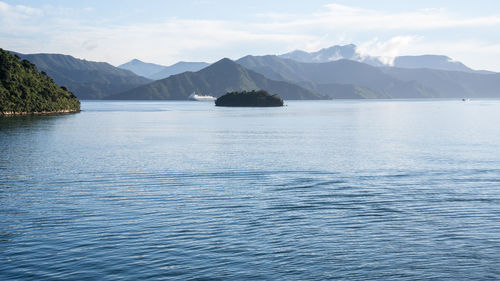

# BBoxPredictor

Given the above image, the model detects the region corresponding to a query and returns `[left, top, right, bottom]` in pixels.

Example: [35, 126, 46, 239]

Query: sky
[1, 0, 500, 71]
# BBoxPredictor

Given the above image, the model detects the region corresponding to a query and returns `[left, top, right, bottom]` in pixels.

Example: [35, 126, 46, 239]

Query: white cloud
[357, 36, 420, 65]
[0, 1, 42, 17]
[1, 1, 500, 70]
[259, 4, 500, 31]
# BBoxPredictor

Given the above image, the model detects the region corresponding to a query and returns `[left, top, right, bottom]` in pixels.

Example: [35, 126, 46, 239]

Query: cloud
[256, 4, 500, 32]
[1, 1, 500, 70]
[355, 36, 500, 71]
[320, 4, 500, 30]
[357, 36, 420, 65]
[0, 1, 42, 17]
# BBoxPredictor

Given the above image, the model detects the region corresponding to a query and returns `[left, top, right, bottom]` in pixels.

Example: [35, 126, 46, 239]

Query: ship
[188, 92, 216, 101]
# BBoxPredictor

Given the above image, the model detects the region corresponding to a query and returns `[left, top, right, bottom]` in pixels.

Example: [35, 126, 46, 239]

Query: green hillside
[110, 58, 327, 100]
[0, 48, 80, 115]
[13, 52, 151, 99]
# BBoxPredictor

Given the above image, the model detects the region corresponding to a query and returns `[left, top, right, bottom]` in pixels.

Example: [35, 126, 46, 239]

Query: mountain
[381, 67, 500, 98]
[239, 54, 500, 99]
[119, 59, 210, 80]
[296, 81, 389, 99]
[393, 55, 474, 72]
[1, 48, 80, 115]
[109, 58, 326, 100]
[279, 44, 385, 67]
[148, 61, 210, 80]
[279, 44, 486, 74]
[118, 59, 167, 78]
[12, 52, 151, 99]
[237, 55, 435, 99]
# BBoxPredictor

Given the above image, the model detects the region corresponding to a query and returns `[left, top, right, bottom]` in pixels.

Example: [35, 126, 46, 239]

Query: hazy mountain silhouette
[109, 58, 326, 100]
[393, 55, 474, 72]
[118, 59, 167, 78]
[237, 55, 435, 98]
[279, 44, 487, 74]
[119, 59, 209, 80]
[12, 52, 151, 99]
[381, 67, 500, 98]
[148, 61, 210, 80]
[119, 59, 210, 80]
[240, 53, 500, 99]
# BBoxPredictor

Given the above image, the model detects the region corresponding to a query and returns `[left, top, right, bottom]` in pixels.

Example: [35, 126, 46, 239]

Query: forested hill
[0, 48, 80, 115]
[12, 52, 151, 100]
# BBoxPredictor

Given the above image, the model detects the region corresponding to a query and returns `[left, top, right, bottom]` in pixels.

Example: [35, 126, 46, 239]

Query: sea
[1, 100, 499, 280]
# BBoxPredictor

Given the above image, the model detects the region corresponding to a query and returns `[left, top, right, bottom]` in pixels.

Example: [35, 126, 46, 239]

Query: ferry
[188, 92, 216, 101]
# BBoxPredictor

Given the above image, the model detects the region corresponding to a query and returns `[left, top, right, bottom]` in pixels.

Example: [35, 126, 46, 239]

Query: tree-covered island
[215, 90, 284, 107]
[0, 48, 80, 116]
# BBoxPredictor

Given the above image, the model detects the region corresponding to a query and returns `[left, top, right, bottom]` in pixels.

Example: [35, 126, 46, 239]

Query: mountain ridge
[279, 44, 385, 67]
[118, 59, 167, 78]
[12, 52, 151, 99]
[109, 58, 327, 100]
[279, 44, 490, 74]
[119, 59, 210, 80]
[237, 55, 436, 99]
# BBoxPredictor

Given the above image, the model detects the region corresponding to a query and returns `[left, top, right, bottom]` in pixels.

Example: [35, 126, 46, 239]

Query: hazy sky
[1, 0, 500, 70]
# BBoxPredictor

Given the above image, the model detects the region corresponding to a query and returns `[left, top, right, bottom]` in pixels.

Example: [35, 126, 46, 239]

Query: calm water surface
[1, 100, 499, 280]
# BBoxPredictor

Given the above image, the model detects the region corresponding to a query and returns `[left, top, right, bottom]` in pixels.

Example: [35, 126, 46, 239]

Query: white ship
[188, 92, 216, 101]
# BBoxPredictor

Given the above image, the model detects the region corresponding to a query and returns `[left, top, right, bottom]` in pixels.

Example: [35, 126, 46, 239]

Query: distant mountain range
[117, 59, 167, 78]
[381, 67, 500, 98]
[279, 44, 385, 67]
[109, 58, 326, 100]
[9, 43, 500, 101]
[279, 44, 487, 73]
[118, 59, 209, 80]
[12, 52, 151, 99]
[238, 53, 500, 99]
[393, 55, 473, 72]
[237, 55, 433, 98]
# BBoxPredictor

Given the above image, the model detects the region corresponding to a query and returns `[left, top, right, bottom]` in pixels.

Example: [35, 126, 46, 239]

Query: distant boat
[188, 92, 216, 101]
[462, 98, 470, 102]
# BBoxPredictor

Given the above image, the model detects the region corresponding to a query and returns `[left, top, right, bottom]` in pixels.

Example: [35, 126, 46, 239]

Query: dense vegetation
[13, 52, 151, 99]
[110, 58, 327, 100]
[0, 48, 80, 115]
[215, 90, 283, 107]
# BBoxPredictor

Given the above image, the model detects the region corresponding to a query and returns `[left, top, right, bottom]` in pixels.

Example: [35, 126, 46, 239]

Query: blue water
[1, 100, 499, 280]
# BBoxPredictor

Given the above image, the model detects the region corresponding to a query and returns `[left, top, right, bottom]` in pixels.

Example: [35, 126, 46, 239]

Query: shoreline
[0, 109, 80, 117]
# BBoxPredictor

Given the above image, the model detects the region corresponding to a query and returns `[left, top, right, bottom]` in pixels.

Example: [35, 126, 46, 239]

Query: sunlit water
[1, 100, 499, 280]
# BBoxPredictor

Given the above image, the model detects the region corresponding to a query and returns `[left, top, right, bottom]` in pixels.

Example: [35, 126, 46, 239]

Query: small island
[0, 48, 80, 116]
[215, 90, 284, 107]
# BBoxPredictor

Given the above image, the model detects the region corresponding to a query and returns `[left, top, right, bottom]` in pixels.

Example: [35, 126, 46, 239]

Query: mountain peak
[214, 57, 234, 64]
[118, 59, 167, 78]
[279, 44, 383, 66]
[111, 56, 325, 100]
[206, 58, 240, 70]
